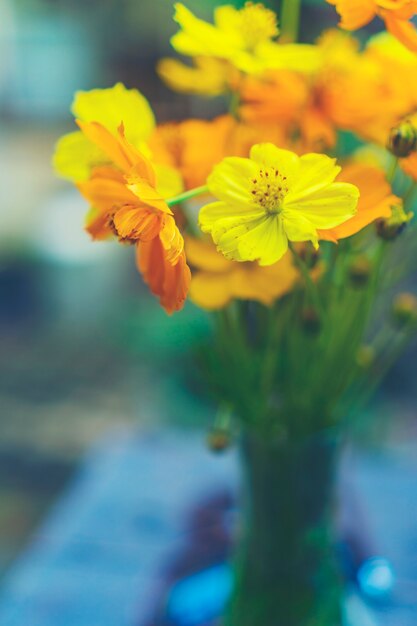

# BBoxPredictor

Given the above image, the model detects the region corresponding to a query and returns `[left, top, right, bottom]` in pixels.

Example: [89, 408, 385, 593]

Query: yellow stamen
[251, 167, 288, 213]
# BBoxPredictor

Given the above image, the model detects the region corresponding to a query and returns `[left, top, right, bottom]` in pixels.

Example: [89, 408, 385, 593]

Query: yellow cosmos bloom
[53, 83, 155, 182]
[199, 144, 359, 266]
[186, 237, 300, 310]
[171, 3, 320, 75]
[327, 0, 417, 53]
[157, 57, 239, 97]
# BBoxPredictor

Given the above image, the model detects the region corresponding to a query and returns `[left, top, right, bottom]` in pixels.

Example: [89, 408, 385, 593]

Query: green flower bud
[298, 245, 320, 269]
[301, 307, 321, 334]
[356, 345, 375, 369]
[387, 120, 417, 158]
[207, 428, 232, 453]
[392, 293, 417, 328]
[376, 203, 413, 240]
[348, 255, 372, 288]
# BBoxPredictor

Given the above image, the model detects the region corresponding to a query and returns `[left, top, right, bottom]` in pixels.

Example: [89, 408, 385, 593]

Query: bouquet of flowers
[53, 1, 417, 623]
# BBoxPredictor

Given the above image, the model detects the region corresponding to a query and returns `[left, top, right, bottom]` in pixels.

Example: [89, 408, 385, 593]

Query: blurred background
[1, 1, 417, 625]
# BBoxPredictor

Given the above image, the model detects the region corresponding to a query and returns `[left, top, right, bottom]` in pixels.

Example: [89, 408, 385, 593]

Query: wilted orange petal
[126, 174, 172, 214]
[137, 238, 191, 314]
[113, 205, 162, 241]
[159, 215, 184, 264]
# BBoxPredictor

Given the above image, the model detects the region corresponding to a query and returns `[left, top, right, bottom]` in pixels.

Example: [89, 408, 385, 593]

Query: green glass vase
[225, 431, 343, 626]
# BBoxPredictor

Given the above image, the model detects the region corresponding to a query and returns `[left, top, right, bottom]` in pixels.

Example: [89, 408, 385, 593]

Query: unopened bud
[301, 307, 321, 334]
[392, 293, 417, 328]
[376, 203, 413, 240]
[298, 245, 320, 269]
[348, 256, 371, 288]
[356, 345, 375, 369]
[207, 428, 232, 453]
[387, 120, 417, 158]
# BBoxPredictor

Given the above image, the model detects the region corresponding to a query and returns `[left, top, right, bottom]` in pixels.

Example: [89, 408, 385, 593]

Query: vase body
[225, 432, 342, 626]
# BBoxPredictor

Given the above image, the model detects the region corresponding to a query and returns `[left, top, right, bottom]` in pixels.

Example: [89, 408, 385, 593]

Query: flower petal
[283, 213, 319, 248]
[72, 83, 155, 147]
[284, 182, 359, 229]
[249, 143, 299, 184]
[207, 157, 257, 208]
[53, 131, 107, 182]
[286, 153, 341, 202]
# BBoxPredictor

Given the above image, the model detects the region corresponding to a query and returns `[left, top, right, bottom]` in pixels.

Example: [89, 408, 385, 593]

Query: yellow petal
[256, 42, 322, 73]
[72, 83, 155, 148]
[207, 158, 257, 209]
[287, 153, 340, 202]
[171, 3, 236, 57]
[53, 131, 107, 181]
[282, 214, 319, 249]
[250, 143, 300, 184]
[190, 272, 234, 310]
[284, 182, 359, 229]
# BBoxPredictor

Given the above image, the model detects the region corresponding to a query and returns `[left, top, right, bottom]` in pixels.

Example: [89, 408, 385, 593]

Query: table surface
[0, 428, 415, 626]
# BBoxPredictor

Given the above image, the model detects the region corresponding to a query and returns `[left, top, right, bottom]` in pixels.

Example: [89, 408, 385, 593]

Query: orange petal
[137, 239, 191, 314]
[159, 215, 184, 264]
[113, 205, 162, 241]
[319, 164, 398, 240]
[77, 121, 156, 184]
[125, 175, 172, 214]
[384, 13, 417, 53]
[329, 0, 376, 30]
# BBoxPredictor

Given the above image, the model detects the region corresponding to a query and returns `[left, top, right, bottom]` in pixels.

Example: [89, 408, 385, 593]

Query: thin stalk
[167, 185, 209, 207]
[387, 157, 398, 184]
[280, 0, 302, 42]
[289, 242, 324, 318]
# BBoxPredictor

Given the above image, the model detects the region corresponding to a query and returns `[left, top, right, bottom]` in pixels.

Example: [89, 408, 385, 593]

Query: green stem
[280, 0, 302, 42]
[403, 181, 417, 209]
[167, 185, 209, 207]
[289, 242, 324, 318]
[387, 156, 398, 184]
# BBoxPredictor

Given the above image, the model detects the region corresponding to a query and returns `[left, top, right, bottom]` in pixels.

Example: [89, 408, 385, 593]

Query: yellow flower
[171, 3, 320, 75]
[199, 143, 359, 265]
[157, 57, 239, 97]
[53, 83, 155, 181]
[186, 237, 300, 310]
[327, 0, 417, 53]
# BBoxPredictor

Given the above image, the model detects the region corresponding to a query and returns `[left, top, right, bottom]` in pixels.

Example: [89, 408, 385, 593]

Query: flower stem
[167, 185, 209, 207]
[289, 242, 324, 318]
[280, 0, 302, 42]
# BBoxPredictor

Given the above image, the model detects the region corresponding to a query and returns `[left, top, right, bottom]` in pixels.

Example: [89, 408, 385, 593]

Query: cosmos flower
[199, 143, 359, 265]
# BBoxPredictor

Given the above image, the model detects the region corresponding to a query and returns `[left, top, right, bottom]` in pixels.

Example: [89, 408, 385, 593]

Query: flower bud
[298, 244, 320, 269]
[301, 307, 321, 334]
[392, 293, 417, 328]
[207, 428, 232, 453]
[387, 120, 417, 158]
[356, 345, 375, 369]
[376, 203, 413, 240]
[348, 256, 371, 288]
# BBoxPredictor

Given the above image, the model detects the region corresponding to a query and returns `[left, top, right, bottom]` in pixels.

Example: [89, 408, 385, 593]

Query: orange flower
[149, 115, 286, 189]
[319, 163, 399, 241]
[76, 121, 190, 313]
[186, 236, 300, 310]
[327, 0, 417, 53]
[313, 31, 417, 145]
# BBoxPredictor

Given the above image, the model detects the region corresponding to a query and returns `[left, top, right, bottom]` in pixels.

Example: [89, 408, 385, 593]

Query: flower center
[239, 2, 279, 50]
[250, 166, 289, 214]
